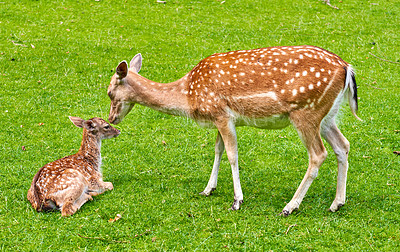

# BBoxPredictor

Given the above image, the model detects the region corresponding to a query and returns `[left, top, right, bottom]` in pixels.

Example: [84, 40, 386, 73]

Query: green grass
[1, 0, 399, 250]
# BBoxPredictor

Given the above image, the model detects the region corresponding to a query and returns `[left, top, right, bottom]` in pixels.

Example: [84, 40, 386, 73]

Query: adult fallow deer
[107, 45, 361, 216]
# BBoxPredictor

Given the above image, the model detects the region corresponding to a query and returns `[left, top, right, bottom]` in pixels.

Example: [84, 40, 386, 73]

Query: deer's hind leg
[281, 113, 328, 216]
[60, 183, 92, 217]
[321, 119, 350, 212]
[49, 170, 92, 217]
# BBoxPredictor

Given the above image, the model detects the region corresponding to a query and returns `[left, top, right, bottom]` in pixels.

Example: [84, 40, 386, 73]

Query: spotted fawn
[27, 117, 120, 216]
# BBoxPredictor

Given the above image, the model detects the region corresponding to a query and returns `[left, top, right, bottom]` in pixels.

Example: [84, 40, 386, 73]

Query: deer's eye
[104, 125, 110, 130]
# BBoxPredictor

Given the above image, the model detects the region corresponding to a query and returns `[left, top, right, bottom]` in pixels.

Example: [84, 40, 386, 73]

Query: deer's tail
[345, 65, 362, 121]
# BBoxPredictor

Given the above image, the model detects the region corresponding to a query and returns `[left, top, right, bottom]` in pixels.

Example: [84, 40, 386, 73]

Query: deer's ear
[83, 119, 97, 132]
[116, 61, 128, 79]
[129, 53, 142, 73]
[69, 116, 84, 128]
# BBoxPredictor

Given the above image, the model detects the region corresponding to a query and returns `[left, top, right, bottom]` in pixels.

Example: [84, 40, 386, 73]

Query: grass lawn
[1, 0, 399, 250]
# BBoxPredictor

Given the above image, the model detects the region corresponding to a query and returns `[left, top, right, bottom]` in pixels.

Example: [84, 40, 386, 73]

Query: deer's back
[187, 46, 348, 121]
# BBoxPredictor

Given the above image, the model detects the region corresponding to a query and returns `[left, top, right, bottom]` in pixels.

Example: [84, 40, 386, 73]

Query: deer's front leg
[88, 179, 114, 196]
[215, 118, 243, 210]
[200, 131, 224, 196]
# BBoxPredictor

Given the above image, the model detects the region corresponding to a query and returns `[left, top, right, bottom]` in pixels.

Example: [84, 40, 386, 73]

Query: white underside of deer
[107, 45, 361, 216]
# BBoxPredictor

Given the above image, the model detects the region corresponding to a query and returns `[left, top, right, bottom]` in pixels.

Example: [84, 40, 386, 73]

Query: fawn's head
[108, 54, 143, 124]
[69, 116, 121, 139]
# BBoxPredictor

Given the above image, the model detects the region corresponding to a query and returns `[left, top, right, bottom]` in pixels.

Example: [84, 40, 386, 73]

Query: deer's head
[107, 54, 142, 124]
[69, 116, 121, 139]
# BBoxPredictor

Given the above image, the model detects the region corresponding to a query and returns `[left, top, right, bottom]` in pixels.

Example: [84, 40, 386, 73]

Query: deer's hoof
[279, 209, 290, 217]
[199, 188, 216, 196]
[229, 200, 243, 211]
[328, 201, 344, 212]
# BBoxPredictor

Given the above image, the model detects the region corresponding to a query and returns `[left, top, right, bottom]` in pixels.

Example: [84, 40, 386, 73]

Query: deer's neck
[127, 72, 190, 117]
[78, 129, 101, 169]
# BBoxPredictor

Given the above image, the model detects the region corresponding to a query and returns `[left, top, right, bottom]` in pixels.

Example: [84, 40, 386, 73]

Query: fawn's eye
[104, 125, 110, 129]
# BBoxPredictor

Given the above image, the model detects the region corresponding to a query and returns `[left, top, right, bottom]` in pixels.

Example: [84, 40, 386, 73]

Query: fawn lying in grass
[27, 117, 120, 216]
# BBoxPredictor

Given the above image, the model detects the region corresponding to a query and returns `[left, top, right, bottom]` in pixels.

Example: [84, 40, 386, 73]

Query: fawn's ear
[69, 116, 84, 128]
[116, 61, 128, 79]
[129, 53, 142, 73]
[83, 119, 97, 132]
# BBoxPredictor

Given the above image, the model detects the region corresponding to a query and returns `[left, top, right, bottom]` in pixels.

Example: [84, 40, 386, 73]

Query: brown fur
[107, 45, 360, 215]
[27, 117, 120, 216]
